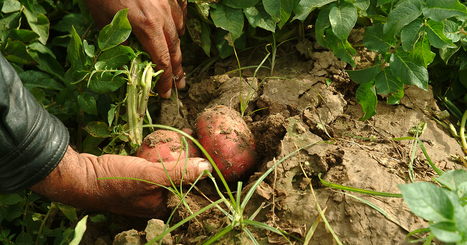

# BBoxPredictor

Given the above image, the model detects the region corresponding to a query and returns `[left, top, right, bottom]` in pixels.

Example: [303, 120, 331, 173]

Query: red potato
[196, 105, 256, 182]
[136, 129, 201, 163]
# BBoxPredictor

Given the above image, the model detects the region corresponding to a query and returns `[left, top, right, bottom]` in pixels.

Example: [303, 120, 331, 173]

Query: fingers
[144, 157, 213, 186]
[170, 0, 187, 36]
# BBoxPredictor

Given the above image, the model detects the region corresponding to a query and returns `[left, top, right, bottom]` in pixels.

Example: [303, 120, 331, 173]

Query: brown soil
[82, 40, 464, 245]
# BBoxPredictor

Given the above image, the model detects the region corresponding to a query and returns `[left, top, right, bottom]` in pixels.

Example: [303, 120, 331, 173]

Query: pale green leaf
[95, 45, 135, 70]
[293, 0, 337, 21]
[70, 215, 88, 245]
[23, 8, 50, 45]
[426, 19, 457, 49]
[210, 4, 244, 41]
[409, 34, 436, 68]
[375, 67, 402, 95]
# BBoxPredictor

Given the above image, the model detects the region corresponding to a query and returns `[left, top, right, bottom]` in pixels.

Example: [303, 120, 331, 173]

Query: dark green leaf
[376, 0, 393, 6]
[401, 18, 424, 51]
[375, 67, 403, 96]
[426, 19, 456, 49]
[293, 0, 337, 21]
[356, 82, 377, 121]
[443, 20, 460, 43]
[423, 0, 467, 22]
[17, 0, 33, 11]
[383, 0, 423, 40]
[263, 0, 281, 22]
[84, 121, 112, 138]
[52, 13, 85, 34]
[4, 40, 34, 63]
[440, 45, 460, 64]
[329, 1, 358, 40]
[244, 3, 276, 32]
[0, 12, 21, 41]
[82, 135, 105, 155]
[278, 0, 294, 28]
[95, 45, 135, 70]
[78, 93, 98, 115]
[347, 65, 380, 84]
[57, 203, 77, 222]
[314, 7, 331, 48]
[6, 29, 39, 43]
[23, 6, 49, 45]
[186, 17, 212, 56]
[29, 87, 45, 104]
[409, 34, 436, 68]
[28, 45, 65, 81]
[387, 86, 404, 105]
[326, 29, 356, 67]
[19, 70, 64, 90]
[363, 22, 395, 53]
[389, 48, 428, 90]
[98, 9, 132, 51]
[215, 30, 246, 58]
[88, 72, 127, 93]
[210, 4, 244, 41]
[223, 0, 260, 9]
[0, 193, 23, 205]
[15, 232, 33, 244]
[399, 182, 455, 221]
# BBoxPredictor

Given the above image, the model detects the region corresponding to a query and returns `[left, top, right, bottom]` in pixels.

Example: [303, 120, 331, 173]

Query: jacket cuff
[0, 54, 70, 193]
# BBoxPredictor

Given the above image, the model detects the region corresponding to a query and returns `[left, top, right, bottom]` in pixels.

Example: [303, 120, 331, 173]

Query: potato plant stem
[460, 109, 467, 154]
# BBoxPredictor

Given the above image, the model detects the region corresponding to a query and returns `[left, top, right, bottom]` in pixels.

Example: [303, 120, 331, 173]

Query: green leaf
[57, 203, 77, 222]
[436, 169, 467, 192]
[0, 12, 21, 41]
[88, 72, 127, 93]
[244, 3, 276, 32]
[409, 34, 436, 68]
[84, 121, 112, 138]
[356, 82, 377, 121]
[401, 18, 424, 51]
[19, 70, 65, 90]
[293, 0, 337, 21]
[399, 182, 455, 221]
[186, 17, 212, 56]
[67, 26, 85, 72]
[347, 65, 380, 84]
[77, 93, 98, 115]
[23, 6, 49, 45]
[326, 29, 356, 67]
[223, 0, 260, 9]
[6, 29, 39, 43]
[383, 0, 423, 40]
[426, 19, 456, 49]
[4, 40, 34, 64]
[95, 45, 136, 70]
[0, 193, 23, 205]
[429, 222, 463, 243]
[444, 20, 460, 43]
[423, 0, 467, 22]
[375, 67, 403, 96]
[52, 13, 85, 34]
[440, 46, 461, 64]
[70, 215, 88, 245]
[278, 0, 294, 28]
[262, 0, 294, 28]
[351, 0, 370, 11]
[314, 7, 331, 48]
[215, 30, 246, 58]
[363, 22, 396, 53]
[83, 40, 96, 58]
[389, 48, 428, 90]
[28, 45, 65, 81]
[98, 9, 132, 51]
[387, 86, 404, 105]
[210, 4, 244, 41]
[17, 0, 33, 11]
[329, 1, 358, 41]
[2, 0, 21, 13]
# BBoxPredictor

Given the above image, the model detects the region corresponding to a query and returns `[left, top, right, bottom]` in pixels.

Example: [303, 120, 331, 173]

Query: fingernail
[178, 77, 186, 89]
[161, 89, 171, 99]
[197, 159, 213, 174]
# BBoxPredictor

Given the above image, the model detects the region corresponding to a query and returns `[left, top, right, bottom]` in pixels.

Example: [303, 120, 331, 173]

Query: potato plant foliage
[1, 0, 467, 243]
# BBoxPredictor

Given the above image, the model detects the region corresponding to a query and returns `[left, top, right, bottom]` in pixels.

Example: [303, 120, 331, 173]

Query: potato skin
[136, 130, 200, 162]
[196, 105, 256, 182]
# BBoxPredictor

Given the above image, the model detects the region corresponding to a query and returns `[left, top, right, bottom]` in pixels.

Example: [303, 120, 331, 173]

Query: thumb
[144, 157, 213, 186]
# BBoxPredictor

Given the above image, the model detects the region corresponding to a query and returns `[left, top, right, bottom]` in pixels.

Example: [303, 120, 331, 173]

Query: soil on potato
[82, 36, 465, 245]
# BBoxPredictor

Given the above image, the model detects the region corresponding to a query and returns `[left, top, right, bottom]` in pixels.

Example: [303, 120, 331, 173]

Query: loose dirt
[83, 40, 464, 245]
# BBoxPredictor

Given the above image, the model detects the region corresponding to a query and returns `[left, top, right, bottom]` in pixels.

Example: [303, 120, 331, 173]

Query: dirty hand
[30, 146, 211, 218]
[84, 0, 187, 98]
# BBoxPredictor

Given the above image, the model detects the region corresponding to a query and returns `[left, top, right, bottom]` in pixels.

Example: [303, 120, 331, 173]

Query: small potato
[136, 129, 200, 163]
[196, 105, 256, 182]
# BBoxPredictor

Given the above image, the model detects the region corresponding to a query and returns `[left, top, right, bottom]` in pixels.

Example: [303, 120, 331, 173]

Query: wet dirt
[83, 40, 465, 244]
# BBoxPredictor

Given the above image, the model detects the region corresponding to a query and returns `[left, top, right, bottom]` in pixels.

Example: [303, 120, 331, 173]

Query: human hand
[30, 146, 211, 218]
[84, 0, 187, 98]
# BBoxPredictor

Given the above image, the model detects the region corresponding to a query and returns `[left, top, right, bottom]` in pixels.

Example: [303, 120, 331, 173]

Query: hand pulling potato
[196, 105, 257, 182]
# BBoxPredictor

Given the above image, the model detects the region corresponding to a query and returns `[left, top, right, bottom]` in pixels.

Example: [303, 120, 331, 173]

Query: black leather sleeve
[0, 54, 70, 194]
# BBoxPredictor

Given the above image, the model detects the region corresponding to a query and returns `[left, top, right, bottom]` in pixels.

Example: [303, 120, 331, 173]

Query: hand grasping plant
[84, 0, 187, 98]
